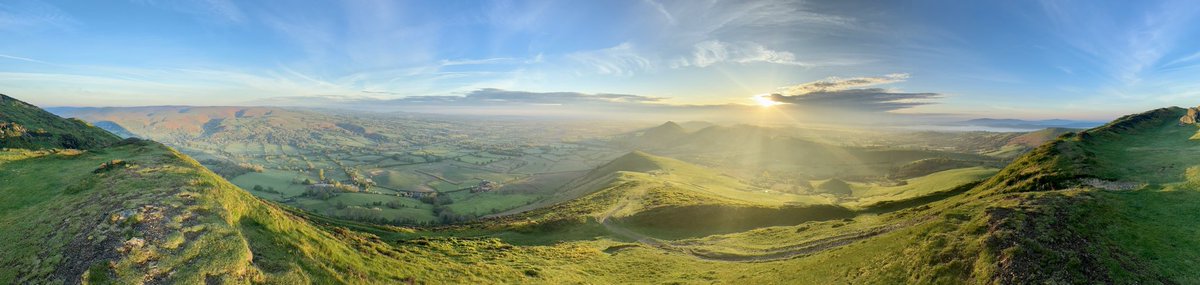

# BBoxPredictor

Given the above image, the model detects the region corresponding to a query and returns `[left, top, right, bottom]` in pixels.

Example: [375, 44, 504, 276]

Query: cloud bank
[389, 88, 665, 105]
[767, 73, 940, 112]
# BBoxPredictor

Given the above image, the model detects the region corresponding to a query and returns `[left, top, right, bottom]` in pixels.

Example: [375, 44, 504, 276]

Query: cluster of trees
[483, 148, 524, 157]
[200, 159, 265, 179]
[437, 211, 477, 224]
[346, 169, 376, 189]
[325, 199, 477, 226]
[251, 185, 281, 194]
[304, 187, 340, 200]
[362, 200, 410, 209]
[301, 182, 360, 200]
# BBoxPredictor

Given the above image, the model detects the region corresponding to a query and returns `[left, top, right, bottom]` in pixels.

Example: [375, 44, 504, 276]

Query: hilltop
[848, 106, 1200, 283]
[621, 121, 688, 148]
[0, 95, 119, 150]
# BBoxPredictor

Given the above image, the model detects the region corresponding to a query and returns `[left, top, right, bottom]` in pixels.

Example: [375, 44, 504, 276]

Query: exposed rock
[1078, 178, 1143, 191]
[118, 238, 146, 254]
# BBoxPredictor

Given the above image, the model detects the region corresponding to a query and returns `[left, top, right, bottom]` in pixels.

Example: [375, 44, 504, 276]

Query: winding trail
[676, 223, 909, 262]
[597, 185, 666, 246]
[596, 186, 919, 262]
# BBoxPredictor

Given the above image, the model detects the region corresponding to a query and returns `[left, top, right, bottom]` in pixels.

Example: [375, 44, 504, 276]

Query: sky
[4, 0, 1200, 122]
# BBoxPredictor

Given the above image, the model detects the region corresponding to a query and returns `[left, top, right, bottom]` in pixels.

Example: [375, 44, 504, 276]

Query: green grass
[370, 169, 426, 188]
[0, 95, 119, 150]
[230, 169, 310, 198]
[0, 139, 627, 284]
[851, 166, 999, 207]
[446, 192, 542, 216]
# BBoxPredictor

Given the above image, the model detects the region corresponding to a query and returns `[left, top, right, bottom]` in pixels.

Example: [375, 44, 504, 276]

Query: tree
[318, 169, 326, 181]
[253, 185, 264, 192]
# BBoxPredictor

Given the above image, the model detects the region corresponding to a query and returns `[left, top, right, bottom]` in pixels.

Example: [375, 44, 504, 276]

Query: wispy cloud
[130, 0, 245, 24]
[1040, 0, 1200, 84]
[559, 0, 864, 77]
[566, 43, 654, 76]
[672, 40, 809, 68]
[642, 0, 676, 25]
[0, 53, 53, 65]
[0, 0, 77, 31]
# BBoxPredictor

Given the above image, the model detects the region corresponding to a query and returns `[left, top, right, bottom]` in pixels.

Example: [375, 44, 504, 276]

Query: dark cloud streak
[767, 73, 940, 112]
[769, 88, 940, 111]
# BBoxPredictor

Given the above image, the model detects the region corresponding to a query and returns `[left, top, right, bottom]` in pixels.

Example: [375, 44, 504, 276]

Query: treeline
[199, 159, 265, 179]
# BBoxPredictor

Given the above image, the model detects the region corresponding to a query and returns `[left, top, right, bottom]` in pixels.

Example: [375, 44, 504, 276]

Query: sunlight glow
[752, 94, 783, 107]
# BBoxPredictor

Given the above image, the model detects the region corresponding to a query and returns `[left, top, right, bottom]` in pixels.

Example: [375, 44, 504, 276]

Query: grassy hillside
[53, 105, 631, 227]
[1006, 127, 1076, 148]
[515, 106, 1200, 283]
[0, 139, 597, 284]
[478, 151, 998, 242]
[812, 106, 1200, 283]
[0, 95, 119, 150]
[622, 123, 1002, 181]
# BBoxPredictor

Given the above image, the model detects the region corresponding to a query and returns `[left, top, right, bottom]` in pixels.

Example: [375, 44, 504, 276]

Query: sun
[752, 94, 782, 107]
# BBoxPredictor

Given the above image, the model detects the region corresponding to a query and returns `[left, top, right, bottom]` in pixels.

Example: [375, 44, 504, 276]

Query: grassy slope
[784, 106, 1200, 284]
[0, 140, 613, 284]
[472, 152, 999, 242]
[0, 95, 119, 150]
[501, 106, 1200, 284]
[502, 152, 841, 220]
[1006, 127, 1076, 148]
[851, 166, 998, 207]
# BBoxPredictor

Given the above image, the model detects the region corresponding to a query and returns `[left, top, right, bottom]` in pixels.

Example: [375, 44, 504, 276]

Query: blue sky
[3, 0, 1200, 121]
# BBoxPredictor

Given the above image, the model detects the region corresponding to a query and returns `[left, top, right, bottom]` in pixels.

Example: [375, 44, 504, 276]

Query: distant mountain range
[951, 118, 1104, 130]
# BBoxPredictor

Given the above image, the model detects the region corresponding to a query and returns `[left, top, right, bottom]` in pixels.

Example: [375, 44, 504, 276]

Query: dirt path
[597, 185, 667, 246]
[596, 185, 923, 262]
[676, 224, 905, 262]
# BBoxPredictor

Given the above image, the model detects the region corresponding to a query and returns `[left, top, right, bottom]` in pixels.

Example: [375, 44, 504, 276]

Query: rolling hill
[49, 106, 383, 148]
[0, 95, 119, 150]
[618, 123, 1004, 180]
[485, 151, 994, 241]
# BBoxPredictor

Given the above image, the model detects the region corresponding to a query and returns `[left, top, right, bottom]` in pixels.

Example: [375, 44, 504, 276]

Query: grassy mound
[0, 94, 119, 150]
[890, 158, 990, 179]
[814, 178, 852, 195]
